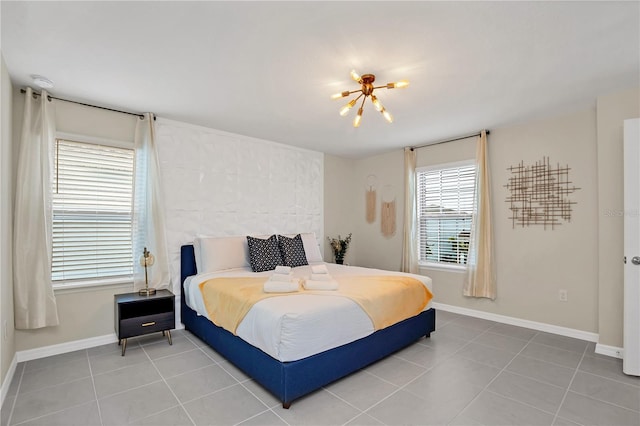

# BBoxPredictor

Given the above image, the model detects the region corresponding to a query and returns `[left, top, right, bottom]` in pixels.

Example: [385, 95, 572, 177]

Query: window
[418, 162, 476, 266]
[52, 139, 135, 285]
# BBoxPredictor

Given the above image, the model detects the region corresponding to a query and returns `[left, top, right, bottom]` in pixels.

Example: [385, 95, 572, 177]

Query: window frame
[51, 132, 136, 290]
[417, 159, 477, 271]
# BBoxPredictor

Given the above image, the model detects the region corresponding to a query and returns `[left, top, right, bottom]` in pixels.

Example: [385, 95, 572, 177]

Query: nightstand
[114, 289, 175, 356]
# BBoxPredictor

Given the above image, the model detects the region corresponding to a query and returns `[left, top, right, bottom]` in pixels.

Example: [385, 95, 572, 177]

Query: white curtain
[133, 114, 170, 292]
[401, 147, 418, 274]
[464, 130, 496, 299]
[14, 88, 59, 329]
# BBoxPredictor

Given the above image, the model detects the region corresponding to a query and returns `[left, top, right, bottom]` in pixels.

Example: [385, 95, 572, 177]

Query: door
[624, 118, 640, 376]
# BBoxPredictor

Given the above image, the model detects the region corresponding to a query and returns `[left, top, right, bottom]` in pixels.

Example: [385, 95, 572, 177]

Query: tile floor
[1, 310, 639, 425]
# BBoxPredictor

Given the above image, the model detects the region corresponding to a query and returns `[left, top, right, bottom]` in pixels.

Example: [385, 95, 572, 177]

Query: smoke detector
[31, 75, 54, 89]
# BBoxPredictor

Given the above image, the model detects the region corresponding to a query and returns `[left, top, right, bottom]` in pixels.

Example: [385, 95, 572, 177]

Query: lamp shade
[139, 252, 155, 267]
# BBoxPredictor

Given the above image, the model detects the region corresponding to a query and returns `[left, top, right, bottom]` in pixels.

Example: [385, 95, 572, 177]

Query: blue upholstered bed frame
[180, 244, 436, 408]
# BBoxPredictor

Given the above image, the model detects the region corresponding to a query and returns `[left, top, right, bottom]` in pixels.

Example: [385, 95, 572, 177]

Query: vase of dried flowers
[327, 233, 352, 264]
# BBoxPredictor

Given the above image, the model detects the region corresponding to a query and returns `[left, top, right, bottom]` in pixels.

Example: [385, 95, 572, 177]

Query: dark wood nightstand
[114, 289, 175, 356]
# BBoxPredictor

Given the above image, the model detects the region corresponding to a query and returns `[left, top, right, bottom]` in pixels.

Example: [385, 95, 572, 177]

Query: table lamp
[139, 247, 156, 296]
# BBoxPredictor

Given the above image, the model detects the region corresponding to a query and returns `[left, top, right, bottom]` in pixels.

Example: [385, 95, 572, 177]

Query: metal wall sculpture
[505, 157, 579, 229]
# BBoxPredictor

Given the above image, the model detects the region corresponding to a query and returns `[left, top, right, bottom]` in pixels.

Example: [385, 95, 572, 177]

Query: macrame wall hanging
[505, 156, 579, 229]
[365, 175, 378, 224]
[380, 184, 396, 238]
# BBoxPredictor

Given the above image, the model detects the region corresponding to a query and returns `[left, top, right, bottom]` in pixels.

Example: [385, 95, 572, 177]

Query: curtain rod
[410, 130, 490, 151]
[20, 88, 145, 119]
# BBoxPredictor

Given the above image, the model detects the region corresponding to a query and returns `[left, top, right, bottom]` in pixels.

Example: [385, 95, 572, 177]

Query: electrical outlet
[558, 289, 568, 302]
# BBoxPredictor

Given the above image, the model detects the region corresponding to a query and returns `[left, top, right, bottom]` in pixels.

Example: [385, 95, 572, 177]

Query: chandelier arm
[373, 85, 391, 90]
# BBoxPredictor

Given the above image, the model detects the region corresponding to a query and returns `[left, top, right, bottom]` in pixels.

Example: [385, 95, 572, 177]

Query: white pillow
[194, 236, 250, 273]
[299, 233, 324, 263]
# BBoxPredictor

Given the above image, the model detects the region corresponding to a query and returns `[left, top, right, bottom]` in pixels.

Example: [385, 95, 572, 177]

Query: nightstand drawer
[119, 312, 174, 338]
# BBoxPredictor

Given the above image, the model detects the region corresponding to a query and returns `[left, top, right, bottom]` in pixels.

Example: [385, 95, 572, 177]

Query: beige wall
[596, 87, 640, 347]
[326, 87, 640, 344]
[1, 54, 15, 384]
[12, 88, 138, 351]
[323, 154, 357, 264]
[351, 150, 406, 272]
[425, 109, 599, 332]
[332, 107, 601, 334]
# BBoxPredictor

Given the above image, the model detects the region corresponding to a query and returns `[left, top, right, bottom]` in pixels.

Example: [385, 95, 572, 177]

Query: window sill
[419, 263, 468, 273]
[53, 277, 134, 295]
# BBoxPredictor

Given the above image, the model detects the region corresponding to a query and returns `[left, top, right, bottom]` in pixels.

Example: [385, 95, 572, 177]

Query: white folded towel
[274, 265, 292, 274]
[311, 264, 329, 274]
[264, 281, 299, 293]
[303, 279, 339, 291]
[269, 273, 294, 282]
[310, 273, 332, 281]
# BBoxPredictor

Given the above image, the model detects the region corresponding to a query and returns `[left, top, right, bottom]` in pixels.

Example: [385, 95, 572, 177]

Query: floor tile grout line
[5, 362, 25, 426]
[575, 368, 640, 390]
[551, 342, 588, 425]
[141, 344, 197, 426]
[177, 381, 243, 406]
[444, 331, 542, 425]
[235, 382, 292, 426]
[129, 403, 185, 425]
[516, 352, 582, 371]
[495, 366, 569, 391]
[11, 373, 94, 399]
[579, 366, 640, 389]
[359, 333, 480, 424]
[566, 388, 640, 414]
[482, 388, 562, 418]
[231, 407, 275, 426]
[95, 378, 165, 401]
[10, 400, 100, 426]
[85, 349, 104, 426]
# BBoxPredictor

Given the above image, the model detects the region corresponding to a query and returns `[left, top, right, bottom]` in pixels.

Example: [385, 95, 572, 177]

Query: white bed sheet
[184, 263, 433, 362]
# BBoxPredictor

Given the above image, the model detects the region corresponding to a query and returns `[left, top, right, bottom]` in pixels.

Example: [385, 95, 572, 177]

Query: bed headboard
[180, 244, 197, 321]
[181, 244, 197, 285]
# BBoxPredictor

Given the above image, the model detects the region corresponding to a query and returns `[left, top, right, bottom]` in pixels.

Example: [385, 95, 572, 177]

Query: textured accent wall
[155, 119, 324, 291]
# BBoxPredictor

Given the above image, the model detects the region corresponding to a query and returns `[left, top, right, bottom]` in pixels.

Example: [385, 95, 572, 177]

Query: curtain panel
[401, 147, 418, 274]
[464, 130, 496, 299]
[133, 114, 171, 292]
[14, 88, 59, 329]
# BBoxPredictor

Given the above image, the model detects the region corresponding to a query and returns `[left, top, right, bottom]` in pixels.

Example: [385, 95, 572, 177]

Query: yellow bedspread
[199, 275, 433, 335]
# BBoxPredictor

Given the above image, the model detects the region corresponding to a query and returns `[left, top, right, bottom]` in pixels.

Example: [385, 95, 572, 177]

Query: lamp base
[138, 288, 157, 296]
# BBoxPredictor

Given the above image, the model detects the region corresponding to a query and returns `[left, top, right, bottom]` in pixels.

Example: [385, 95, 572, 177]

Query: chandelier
[332, 70, 409, 127]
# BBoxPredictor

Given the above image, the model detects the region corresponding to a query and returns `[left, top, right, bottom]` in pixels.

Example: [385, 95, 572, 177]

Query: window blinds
[418, 164, 476, 265]
[52, 139, 135, 283]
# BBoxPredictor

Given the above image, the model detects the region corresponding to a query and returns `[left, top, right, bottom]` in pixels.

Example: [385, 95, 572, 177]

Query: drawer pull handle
[141, 322, 156, 327]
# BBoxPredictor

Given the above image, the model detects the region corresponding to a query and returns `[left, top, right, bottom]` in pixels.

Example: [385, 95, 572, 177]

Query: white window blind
[418, 163, 476, 265]
[52, 139, 135, 284]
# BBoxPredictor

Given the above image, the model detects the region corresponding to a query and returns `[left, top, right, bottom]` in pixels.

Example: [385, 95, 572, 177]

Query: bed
[180, 237, 436, 408]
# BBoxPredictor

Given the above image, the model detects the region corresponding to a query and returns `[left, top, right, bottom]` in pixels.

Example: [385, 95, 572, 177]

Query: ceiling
[2, 1, 638, 159]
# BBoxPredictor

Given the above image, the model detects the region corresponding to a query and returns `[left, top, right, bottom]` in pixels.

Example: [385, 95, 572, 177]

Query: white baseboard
[16, 333, 119, 362]
[1, 353, 18, 407]
[16, 323, 186, 363]
[595, 343, 624, 359]
[432, 302, 599, 343]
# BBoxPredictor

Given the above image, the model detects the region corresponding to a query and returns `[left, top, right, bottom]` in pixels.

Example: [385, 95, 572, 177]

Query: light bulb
[350, 69, 362, 83]
[354, 108, 363, 127]
[382, 108, 393, 123]
[371, 95, 383, 112]
[331, 90, 350, 100]
[339, 98, 357, 116]
[387, 80, 409, 89]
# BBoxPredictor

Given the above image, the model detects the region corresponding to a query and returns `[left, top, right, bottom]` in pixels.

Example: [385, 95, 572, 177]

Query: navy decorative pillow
[246, 235, 284, 272]
[278, 234, 309, 268]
